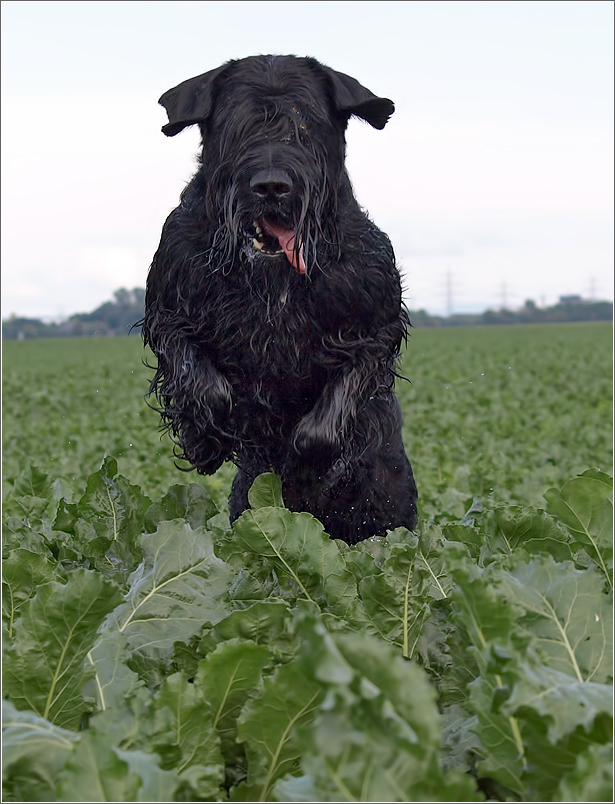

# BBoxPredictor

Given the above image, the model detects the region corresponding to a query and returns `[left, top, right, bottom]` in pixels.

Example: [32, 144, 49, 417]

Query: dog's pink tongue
[261, 220, 307, 275]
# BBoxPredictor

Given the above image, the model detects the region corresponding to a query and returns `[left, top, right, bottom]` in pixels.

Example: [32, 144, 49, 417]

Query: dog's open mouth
[252, 219, 306, 275]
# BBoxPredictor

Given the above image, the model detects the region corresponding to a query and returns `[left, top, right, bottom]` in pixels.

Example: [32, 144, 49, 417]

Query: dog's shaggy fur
[143, 55, 418, 543]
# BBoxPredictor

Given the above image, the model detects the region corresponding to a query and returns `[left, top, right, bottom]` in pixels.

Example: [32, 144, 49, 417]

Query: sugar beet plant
[2, 453, 613, 802]
[2, 325, 613, 801]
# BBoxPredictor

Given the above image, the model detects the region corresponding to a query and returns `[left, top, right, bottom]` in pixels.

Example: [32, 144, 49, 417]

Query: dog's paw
[292, 418, 341, 465]
[197, 374, 233, 419]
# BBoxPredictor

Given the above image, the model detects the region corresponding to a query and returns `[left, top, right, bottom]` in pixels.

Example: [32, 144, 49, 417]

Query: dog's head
[157, 55, 394, 276]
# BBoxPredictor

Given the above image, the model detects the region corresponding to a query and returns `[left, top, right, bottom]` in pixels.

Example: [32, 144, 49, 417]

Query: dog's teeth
[253, 238, 264, 251]
[255, 223, 262, 234]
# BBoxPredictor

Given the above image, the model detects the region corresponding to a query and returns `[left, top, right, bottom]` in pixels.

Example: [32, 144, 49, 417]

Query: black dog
[143, 55, 418, 544]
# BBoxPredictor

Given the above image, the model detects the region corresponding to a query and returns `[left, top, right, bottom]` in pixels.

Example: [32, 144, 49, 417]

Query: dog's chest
[212, 279, 321, 391]
[241, 302, 312, 376]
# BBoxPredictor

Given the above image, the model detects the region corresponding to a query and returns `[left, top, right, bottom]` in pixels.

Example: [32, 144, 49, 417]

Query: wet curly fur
[142, 55, 418, 543]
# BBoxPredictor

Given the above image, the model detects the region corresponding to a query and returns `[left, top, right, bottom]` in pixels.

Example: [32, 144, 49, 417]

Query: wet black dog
[143, 55, 418, 543]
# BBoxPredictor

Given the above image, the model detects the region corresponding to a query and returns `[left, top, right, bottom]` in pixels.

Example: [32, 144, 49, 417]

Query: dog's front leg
[292, 366, 370, 465]
[147, 335, 236, 474]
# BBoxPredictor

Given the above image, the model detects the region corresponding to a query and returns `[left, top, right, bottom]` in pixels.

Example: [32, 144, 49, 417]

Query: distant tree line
[2, 288, 612, 340]
[409, 297, 613, 328]
[2, 288, 145, 340]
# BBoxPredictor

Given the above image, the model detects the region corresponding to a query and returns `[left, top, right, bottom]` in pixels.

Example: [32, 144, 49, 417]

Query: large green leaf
[466, 672, 525, 794]
[195, 638, 271, 759]
[411, 526, 458, 599]
[359, 533, 438, 658]
[554, 743, 613, 802]
[145, 671, 224, 798]
[482, 504, 575, 562]
[84, 629, 143, 712]
[103, 520, 233, 662]
[511, 702, 612, 801]
[440, 704, 482, 775]
[237, 657, 324, 799]
[115, 748, 181, 803]
[446, 548, 525, 657]
[2, 515, 50, 556]
[199, 600, 296, 660]
[232, 506, 363, 621]
[359, 570, 429, 658]
[9, 463, 60, 501]
[497, 556, 612, 682]
[502, 660, 613, 744]
[445, 546, 614, 797]
[56, 730, 142, 802]
[2, 548, 57, 638]
[444, 550, 527, 793]
[333, 630, 442, 751]
[63, 456, 152, 579]
[3, 464, 64, 530]
[545, 469, 613, 588]
[84, 633, 153, 752]
[247, 472, 285, 510]
[2, 700, 77, 802]
[3, 569, 122, 729]
[144, 483, 218, 532]
[278, 618, 477, 802]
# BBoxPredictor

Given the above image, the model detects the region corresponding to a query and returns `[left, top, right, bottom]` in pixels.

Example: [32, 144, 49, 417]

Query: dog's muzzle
[251, 219, 306, 275]
[248, 169, 306, 274]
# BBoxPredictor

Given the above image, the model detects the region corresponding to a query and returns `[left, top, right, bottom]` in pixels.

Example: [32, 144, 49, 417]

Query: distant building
[558, 295, 584, 305]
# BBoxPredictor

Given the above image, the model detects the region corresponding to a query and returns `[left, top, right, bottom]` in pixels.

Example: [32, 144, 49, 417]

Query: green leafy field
[2, 323, 613, 801]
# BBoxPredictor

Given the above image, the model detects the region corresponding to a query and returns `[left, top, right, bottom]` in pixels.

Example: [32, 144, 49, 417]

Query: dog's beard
[246, 183, 340, 277]
[204, 152, 340, 277]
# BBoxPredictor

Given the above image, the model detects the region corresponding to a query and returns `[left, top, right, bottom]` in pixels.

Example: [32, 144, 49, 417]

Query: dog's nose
[250, 169, 293, 200]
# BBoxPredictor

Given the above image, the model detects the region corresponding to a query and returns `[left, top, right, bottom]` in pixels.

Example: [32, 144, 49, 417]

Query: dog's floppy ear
[158, 64, 228, 136]
[321, 66, 395, 130]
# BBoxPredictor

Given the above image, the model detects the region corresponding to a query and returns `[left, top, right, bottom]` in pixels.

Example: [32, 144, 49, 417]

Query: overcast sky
[2, 0, 613, 319]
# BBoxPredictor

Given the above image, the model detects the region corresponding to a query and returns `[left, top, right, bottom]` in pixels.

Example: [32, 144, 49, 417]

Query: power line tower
[446, 269, 453, 316]
[588, 277, 597, 301]
[501, 282, 508, 310]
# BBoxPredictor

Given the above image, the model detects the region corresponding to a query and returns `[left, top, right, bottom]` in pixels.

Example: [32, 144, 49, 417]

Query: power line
[501, 282, 508, 310]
